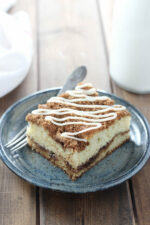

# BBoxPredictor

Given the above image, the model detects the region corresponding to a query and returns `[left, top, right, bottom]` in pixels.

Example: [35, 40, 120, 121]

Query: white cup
[110, 0, 150, 93]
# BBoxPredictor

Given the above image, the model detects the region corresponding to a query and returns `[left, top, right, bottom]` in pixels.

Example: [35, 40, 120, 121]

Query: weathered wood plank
[0, 0, 38, 224]
[38, 0, 110, 91]
[38, 0, 134, 224]
[98, 0, 115, 52]
[83, 183, 133, 225]
[112, 86, 150, 225]
[39, 190, 84, 225]
[39, 184, 134, 225]
[99, 1, 150, 224]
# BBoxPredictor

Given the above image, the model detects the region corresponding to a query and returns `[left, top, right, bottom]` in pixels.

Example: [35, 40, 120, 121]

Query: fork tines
[5, 126, 27, 153]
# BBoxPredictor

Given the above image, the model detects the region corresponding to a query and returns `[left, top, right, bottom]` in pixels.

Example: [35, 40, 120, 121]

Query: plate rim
[0, 87, 150, 193]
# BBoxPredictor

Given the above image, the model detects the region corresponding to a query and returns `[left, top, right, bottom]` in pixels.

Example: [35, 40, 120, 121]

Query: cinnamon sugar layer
[27, 131, 130, 181]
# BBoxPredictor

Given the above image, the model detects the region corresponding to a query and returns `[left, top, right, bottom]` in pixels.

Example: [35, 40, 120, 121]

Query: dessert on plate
[26, 83, 131, 180]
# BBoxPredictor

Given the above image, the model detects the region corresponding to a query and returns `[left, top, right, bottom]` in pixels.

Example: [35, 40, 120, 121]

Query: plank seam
[36, 187, 40, 225]
[36, 0, 40, 91]
[95, 0, 113, 94]
[82, 211, 84, 225]
[129, 180, 138, 225]
[35, 0, 40, 224]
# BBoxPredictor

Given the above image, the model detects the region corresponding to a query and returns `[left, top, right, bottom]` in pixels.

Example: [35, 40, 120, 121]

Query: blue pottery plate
[0, 88, 150, 193]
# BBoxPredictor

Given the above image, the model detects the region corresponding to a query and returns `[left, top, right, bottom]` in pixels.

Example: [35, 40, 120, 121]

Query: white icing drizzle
[31, 83, 126, 142]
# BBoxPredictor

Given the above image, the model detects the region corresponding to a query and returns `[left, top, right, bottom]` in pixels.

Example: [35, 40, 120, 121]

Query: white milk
[110, 0, 150, 93]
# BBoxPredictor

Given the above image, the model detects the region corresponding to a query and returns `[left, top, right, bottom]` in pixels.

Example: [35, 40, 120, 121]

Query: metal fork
[5, 126, 27, 153]
[5, 66, 87, 154]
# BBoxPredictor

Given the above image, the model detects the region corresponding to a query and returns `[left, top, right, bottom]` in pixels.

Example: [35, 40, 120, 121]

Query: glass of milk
[109, 0, 150, 93]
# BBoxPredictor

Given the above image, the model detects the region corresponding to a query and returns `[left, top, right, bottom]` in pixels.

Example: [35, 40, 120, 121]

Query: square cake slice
[26, 83, 131, 180]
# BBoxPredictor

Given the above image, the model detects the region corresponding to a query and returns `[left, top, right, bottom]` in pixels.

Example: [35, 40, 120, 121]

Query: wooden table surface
[0, 1, 150, 225]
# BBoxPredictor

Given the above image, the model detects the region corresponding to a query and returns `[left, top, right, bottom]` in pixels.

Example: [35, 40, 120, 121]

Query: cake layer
[26, 115, 130, 169]
[27, 131, 130, 180]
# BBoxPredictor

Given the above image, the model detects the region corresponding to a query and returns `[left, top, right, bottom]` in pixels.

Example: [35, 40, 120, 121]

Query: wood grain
[84, 184, 134, 225]
[98, 0, 115, 52]
[38, 0, 134, 224]
[0, 0, 37, 224]
[98, 1, 150, 225]
[112, 86, 150, 225]
[39, 184, 134, 225]
[38, 0, 110, 91]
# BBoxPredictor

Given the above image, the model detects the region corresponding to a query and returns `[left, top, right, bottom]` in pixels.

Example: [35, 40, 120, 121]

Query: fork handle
[58, 66, 87, 95]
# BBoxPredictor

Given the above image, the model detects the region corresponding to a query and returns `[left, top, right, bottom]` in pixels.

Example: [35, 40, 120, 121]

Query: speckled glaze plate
[0, 88, 150, 193]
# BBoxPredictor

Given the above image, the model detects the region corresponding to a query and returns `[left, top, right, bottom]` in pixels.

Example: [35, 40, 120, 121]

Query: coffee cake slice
[26, 83, 131, 180]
